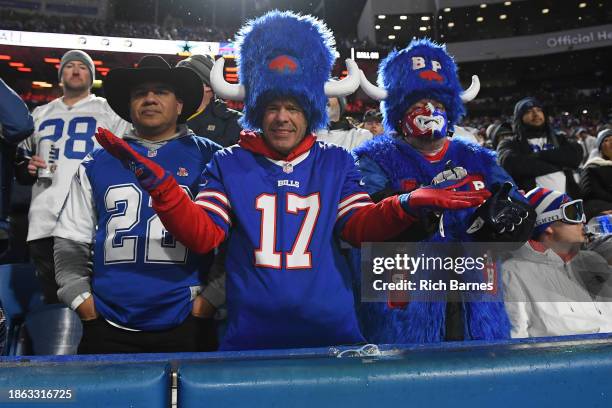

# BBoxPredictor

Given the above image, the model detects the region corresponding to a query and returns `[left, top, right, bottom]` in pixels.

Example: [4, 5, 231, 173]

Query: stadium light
[378, 15, 386, 19]
[448, 22, 455, 27]
[421, 16, 430, 21]
[9, 62, 24, 67]
[32, 81, 52, 88]
[388, 35, 396, 39]
[17, 67, 31, 72]
[582, 109, 588, 114]
[400, 16, 407, 20]
[476, 16, 484, 22]
[93, 60, 103, 66]
[480, 4, 487, 8]
[394, 26, 402, 30]
[444, 7, 451, 12]
[542, 8, 550, 14]
[504, 1, 512, 5]
[0, 55, 11, 60]
[578, 2, 587, 7]
[375, 25, 380, 29]
[43, 57, 60, 63]
[500, 14, 508, 19]
[419, 26, 428, 31]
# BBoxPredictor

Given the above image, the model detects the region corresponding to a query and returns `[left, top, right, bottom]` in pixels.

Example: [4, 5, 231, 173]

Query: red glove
[399, 187, 491, 216]
[95, 128, 169, 191]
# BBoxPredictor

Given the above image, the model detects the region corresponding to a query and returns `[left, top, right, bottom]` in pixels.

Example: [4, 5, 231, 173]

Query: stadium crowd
[0, 9, 611, 355]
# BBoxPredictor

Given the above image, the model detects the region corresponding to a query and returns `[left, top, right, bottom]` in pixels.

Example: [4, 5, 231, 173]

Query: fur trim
[236, 10, 335, 133]
[378, 39, 466, 133]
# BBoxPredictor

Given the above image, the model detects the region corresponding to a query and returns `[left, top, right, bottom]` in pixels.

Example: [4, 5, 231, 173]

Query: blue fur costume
[235, 10, 335, 134]
[354, 39, 515, 343]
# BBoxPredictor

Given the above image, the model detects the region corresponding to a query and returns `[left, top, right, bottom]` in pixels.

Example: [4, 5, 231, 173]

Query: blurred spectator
[0, 78, 34, 259]
[503, 187, 612, 338]
[486, 122, 513, 151]
[316, 96, 372, 151]
[360, 109, 384, 136]
[572, 127, 598, 166]
[177, 54, 242, 147]
[580, 129, 612, 220]
[497, 97, 583, 195]
[0, 302, 5, 354]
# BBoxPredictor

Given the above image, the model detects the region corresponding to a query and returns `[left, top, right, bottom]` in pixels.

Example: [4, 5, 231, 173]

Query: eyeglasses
[535, 199, 585, 226]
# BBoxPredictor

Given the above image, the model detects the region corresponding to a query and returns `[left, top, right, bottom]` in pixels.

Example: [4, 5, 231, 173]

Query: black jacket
[186, 99, 242, 147]
[580, 158, 612, 219]
[497, 119, 582, 193]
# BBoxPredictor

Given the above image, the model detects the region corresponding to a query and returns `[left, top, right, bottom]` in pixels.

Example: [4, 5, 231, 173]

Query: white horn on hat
[324, 59, 360, 97]
[358, 69, 388, 101]
[460, 75, 480, 102]
[210, 57, 245, 101]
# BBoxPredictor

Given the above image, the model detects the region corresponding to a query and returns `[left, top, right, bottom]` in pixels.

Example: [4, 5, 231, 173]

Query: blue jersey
[55, 134, 221, 330]
[195, 141, 369, 350]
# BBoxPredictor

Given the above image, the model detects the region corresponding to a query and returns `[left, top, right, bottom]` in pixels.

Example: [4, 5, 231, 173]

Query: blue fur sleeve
[355, 155, 390, 195]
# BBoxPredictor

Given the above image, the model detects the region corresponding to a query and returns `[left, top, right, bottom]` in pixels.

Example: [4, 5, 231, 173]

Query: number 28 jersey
[196, 141, 370, 350]
[18, 95, 130, 241]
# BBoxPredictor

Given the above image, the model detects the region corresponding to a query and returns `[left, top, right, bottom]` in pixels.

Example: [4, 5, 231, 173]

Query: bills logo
[268, 55, 299, 74]
[177, 167, 189, 177]
[278, 180, 299, 188]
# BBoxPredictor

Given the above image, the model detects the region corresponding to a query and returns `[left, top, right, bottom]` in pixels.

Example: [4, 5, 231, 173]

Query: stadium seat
[0, 263, 43, 355]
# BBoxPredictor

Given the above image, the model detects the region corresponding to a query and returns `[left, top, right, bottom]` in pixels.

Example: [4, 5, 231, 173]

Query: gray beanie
[597, 128, 612, 151]
[58, 50, 95, 85]
[176, 54, 214, 86]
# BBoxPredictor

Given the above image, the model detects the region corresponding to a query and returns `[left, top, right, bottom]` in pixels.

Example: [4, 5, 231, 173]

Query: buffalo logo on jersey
[358, 38, 480, 133]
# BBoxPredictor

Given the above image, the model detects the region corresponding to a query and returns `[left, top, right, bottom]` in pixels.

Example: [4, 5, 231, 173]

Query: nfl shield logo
[282, 163, 293, 174]
[147, 150, 157, 157]
[177, 167, 189, 177]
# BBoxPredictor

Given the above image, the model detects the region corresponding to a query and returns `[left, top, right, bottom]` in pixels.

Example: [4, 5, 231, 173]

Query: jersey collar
[239, 131, 316, 161]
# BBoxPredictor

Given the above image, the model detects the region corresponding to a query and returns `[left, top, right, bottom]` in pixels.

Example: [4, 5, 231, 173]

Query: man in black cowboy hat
[53, 55, 224, 354]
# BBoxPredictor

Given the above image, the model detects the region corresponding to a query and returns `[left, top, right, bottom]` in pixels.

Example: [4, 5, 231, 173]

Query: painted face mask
[400, 102, 448, 139]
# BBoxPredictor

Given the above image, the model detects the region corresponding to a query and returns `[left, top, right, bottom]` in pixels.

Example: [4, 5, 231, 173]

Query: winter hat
[358, 38, 480, 132]
[596, 128, 612, 151]
[177, 54, 215, 86]
[58, 50, 95, 86]
[486, 121, 513, 149]
[513, 97, 543, 121]
[526, 187, 575, 239]
[209, 10, 360, 134]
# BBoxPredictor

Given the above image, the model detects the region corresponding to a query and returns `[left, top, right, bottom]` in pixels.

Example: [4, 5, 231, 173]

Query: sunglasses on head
[535, 199, 585, 226]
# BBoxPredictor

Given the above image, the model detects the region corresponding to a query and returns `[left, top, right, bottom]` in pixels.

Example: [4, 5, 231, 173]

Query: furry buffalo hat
[209, 10, 360, 134]
[359, 38, 480, 133]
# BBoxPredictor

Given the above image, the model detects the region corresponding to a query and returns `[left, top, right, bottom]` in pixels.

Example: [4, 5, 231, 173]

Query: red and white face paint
[400, 102, 448, 139]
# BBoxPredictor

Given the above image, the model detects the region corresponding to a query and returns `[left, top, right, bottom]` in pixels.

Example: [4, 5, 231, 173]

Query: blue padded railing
[0, 361, 170, 407]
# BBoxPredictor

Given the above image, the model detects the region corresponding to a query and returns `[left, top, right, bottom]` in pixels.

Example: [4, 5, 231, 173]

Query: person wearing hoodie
[572, 127, 598, 166]
[53, 56, 223, 354]
[580, 129, 612, 220]
[497, 97, 582, 195]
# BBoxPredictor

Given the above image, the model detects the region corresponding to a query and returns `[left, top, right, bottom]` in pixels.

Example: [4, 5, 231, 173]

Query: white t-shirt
[18, 95, 130, 241]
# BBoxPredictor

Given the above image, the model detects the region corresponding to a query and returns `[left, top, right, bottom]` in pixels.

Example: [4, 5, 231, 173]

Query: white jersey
[18, 94, 131, 241]
[316, 127, 373, 152]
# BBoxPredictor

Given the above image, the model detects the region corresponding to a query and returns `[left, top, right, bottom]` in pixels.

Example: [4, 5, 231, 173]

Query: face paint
[400, 102, 448, 139]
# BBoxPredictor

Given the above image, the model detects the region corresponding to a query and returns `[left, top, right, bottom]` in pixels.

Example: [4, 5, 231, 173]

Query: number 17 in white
[254, 192, 320, 269]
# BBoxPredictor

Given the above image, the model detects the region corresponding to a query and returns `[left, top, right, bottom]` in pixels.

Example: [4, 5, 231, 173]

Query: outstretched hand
[399, 186, 491, 215]
[95, 127, 169, 191]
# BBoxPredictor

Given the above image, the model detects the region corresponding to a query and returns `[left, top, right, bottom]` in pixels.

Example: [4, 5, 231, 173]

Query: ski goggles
[535, 199, 585, 226]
